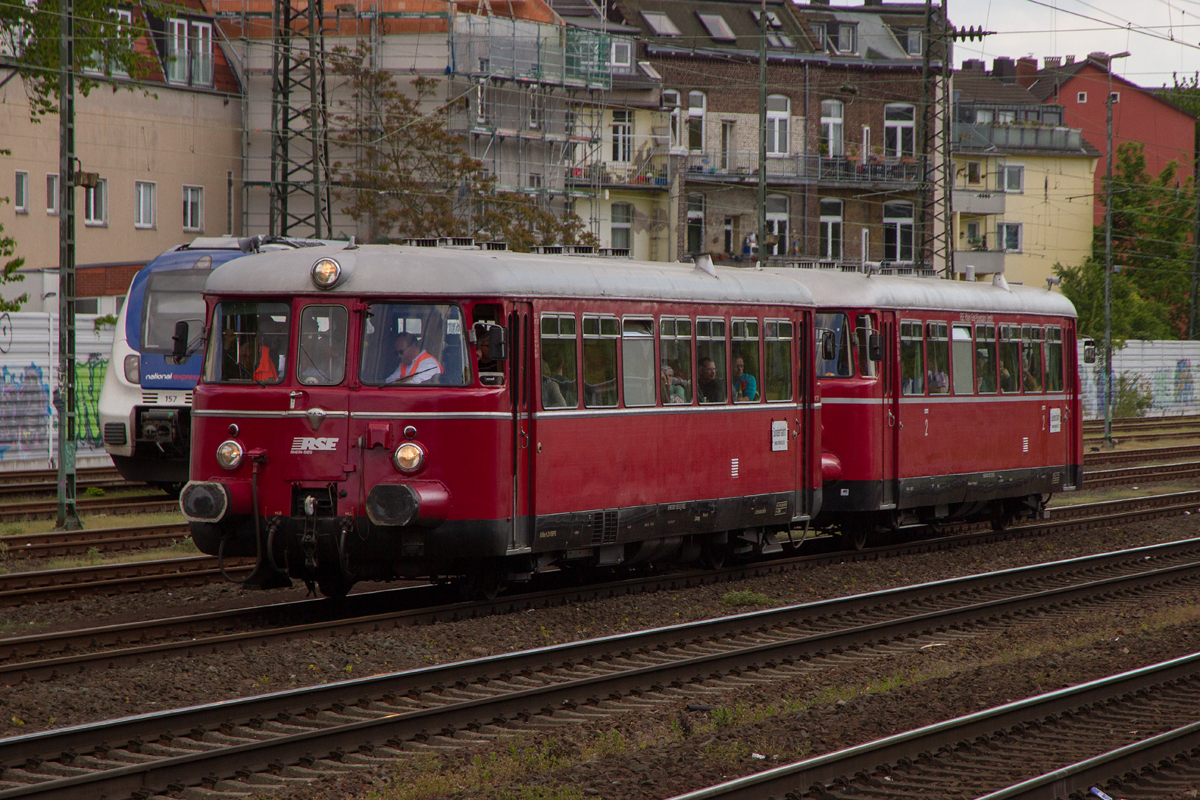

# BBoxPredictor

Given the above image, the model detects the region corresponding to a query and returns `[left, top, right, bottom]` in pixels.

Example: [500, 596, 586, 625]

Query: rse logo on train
[291, 437, 338, 454]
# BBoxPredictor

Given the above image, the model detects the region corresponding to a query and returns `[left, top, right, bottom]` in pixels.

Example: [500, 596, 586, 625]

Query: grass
[721, 590, 774, 608]
[37, 538, 199, 571]
[0, 510, 186, 538]
[1048, 480, 1200, 507]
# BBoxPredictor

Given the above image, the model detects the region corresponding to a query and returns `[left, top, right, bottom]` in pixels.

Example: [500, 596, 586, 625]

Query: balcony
[952, 249, 1006, 275]
[682, 151, 922, 186]
[566, 156, 671, 189]
[953, 189, 1006, 215]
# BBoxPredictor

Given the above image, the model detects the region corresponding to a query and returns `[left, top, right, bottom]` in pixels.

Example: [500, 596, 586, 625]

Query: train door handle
[289, 390, 306, 409]
[887, 410, 895, 427]
[519, 429, 530, 449]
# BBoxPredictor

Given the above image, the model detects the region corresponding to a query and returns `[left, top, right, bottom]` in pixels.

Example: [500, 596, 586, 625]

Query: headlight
[393, 442, 425, 472]
[216, 439, 245, 471]
[124, 354, 139, 383]
[311, 258, 342, 290]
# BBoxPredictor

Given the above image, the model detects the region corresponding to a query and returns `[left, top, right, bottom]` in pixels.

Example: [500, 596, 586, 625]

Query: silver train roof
[205, 245, 1075, 318]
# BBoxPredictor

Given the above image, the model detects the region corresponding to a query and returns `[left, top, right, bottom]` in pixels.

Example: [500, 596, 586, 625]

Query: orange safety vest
[398, 351, 442, 382]
[254, 345, 278, 381]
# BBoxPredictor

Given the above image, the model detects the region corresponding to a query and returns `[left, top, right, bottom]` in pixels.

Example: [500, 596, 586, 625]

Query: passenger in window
[475, 326, 500, 373]
[387, 332, 443, 384]
[1022, 362, 1041, 392]
[697, 357, 723, 403]
[926, 368, 948, 394]
[732, 355, 758, 402]
[976, 352, 996, 393]
[542, 357, 569, 408]
[661, 363, 687, 404]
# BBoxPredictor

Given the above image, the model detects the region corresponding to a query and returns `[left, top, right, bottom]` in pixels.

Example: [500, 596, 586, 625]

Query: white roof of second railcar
[205, 245, 818, 307]
[771, 269, 1077, 318]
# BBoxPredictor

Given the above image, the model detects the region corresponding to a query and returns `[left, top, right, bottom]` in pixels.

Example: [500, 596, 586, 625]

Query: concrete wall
[1080, 340, 1200, 420]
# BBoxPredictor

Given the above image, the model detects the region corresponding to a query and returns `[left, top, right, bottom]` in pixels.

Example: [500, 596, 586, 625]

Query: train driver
[387, 332, 443, 384]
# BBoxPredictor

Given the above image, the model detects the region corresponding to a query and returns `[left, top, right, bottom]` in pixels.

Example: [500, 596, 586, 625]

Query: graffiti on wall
[75, 354, 108, 448]
[0, 364, 51, 460]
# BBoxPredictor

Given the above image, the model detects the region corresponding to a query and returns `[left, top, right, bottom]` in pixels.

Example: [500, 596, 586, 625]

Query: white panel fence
[0, 312, 114, 472]
[1079, 340, 1200, 420]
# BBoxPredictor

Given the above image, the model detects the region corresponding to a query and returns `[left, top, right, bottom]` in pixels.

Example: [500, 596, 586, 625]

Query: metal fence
[1079, 340, 1200, 420]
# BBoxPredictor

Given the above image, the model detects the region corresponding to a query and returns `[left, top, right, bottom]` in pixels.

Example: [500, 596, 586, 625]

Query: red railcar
[802, 271, 1083, 547]
[181, 244, 822, 597]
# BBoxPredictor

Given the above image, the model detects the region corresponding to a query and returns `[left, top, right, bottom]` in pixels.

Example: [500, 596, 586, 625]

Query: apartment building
[0, 0, 243, 312]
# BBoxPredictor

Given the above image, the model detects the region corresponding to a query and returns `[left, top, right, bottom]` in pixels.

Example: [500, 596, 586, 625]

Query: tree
[329, 42, 594, 250]
[1055, 257, 1172, 345]
[0, 151, 28, 312]
[1095, 141, 1195, 337]
[1, 0, 163, 119]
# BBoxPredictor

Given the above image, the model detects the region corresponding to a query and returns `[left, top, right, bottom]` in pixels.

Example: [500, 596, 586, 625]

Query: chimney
[863, 0, 883, 5]
[1043, 56, 1061, 68]
[992, 56, 1016, 82]
[809, 0, 830, 5]
[1088, 51, 1110, 69]
[962, 58, 985, 71]
[1064, 54, 1075, 64]
[1016, 57, 1037, 87]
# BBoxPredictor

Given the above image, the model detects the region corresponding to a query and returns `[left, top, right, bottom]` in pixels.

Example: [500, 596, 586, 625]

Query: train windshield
[359, 303, 470, 386]
[815, 312, 853, 377]
[204, 302, 291, 385]
[141, 269, 211, 353]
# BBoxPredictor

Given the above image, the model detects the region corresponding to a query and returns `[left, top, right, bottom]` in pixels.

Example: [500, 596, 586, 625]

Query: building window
[1004, 165, 1024, 193]
[812, 22, 827, 49]
[85, 7, 132, 76]
[998, 222, 1021, 252]
[687, 91, 705, 152]
[168, 18, 214, 87]
[697, 12, 736, 42]
[906, 28, 922, 56]
[883, 201, 914, 263]
[753, 9, 794, 48]
[46, 173, 59, 215]
[720, 121, 734, 170]
[663, 90, 682, 150]
[1076, 91, 1087, 103]
[611, 109, 633, 163]
[611, 40, 632, 68]
[765, 194, 788, 257]
[976, 109, 994, 124]
[818, 198, 841, 260]
[820, 99, 843, 156]
[1109, 91, 1120, 104]
[183, 185, 204, 232]
[528, 90, 543, 130]
[766, 95, 789, 156]
[135, 181, 156, 228]
[836, 23, 856, 54]
[13, 172, 28, 214]
[884, 104, 916, 158]
[966, 161, 981, 185]
[686, 194, 704, 254]
[83, 179, 107, 226]
[527, 173, 542, 190]
[641, 11, 681, 36]
[611, 202, 632, 251]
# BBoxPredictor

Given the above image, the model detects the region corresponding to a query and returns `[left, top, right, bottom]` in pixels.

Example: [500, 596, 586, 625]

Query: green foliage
[329, 43, 595, 251]
[0, 0, 166, 119]
[93, 314, 118, 330]
[1094, 142, 1196, 338]
[1054, 257, 1173, 343]
[1113, 371, 1154, 418]
[1156, 72, 1200, 118]
[83, 486, 106, 497]
[721, 589, 773, 607]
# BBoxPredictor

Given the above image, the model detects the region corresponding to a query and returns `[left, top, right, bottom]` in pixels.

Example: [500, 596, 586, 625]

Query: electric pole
[57, 0, 82, 530]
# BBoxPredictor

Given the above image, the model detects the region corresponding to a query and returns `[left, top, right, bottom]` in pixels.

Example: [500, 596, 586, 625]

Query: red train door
[794, 309, 811, 518]
[880, 313, 897, 508]
[509, 302, 535, 550]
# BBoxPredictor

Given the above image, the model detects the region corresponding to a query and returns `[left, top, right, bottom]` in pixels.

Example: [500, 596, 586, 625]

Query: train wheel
[318, 577, 354, 599]
[841, 526, 871, 551]
[700, 538, 730, 570]
[153, 482, 185, 499]
[457, 568, 504, 602]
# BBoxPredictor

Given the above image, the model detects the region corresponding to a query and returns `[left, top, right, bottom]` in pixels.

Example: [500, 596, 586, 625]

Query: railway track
[2, 489, 1200, 684]
[0, 522, 190, 559]
[0, 467, 121, 486]
[0, 555, 251, 608]
[1082, 443, 1200, 466]
[0, 494, 179, 523]
[1082, 459, 1200, 488]
[666, 650, 1200, 800]
[1, 537, 1198, 799]
[1083, 413, 1200, 434]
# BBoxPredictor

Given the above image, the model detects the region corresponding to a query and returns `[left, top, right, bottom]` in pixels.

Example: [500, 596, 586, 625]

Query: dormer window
[697, 13, 736, 42]
[835, 23, 856, 54]
[642, 11, 681, 37]
[611, 40, 632, 68]
[906, 28, 922, 56]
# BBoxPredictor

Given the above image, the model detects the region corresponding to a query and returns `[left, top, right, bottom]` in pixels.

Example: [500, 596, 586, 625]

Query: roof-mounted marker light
[311, 257, 342, 290]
